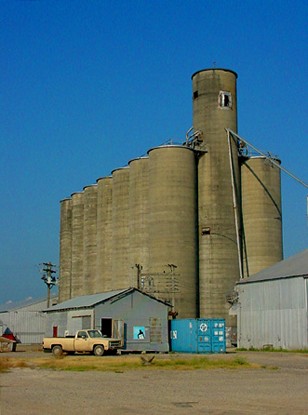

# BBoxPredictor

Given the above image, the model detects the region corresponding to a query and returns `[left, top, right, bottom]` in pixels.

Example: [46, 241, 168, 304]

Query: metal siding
[67, 309, 94, 334]
[170, 319, 226, 353]
[0, 310, 47, 344]
[94, 291, 169, 352]
[0, 299, 50, 344]
[170, 319, 197, 353]
[45, 311, 69, 337]
[238, 277, 307, 349]
[211, 319, 226, 353]
[238, 249, 308, 283]
[48, 289, 127, 311]
[18, 300, 49, 312]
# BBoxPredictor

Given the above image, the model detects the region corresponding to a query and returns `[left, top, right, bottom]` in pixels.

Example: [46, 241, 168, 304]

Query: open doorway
[101, 318, 112, 337]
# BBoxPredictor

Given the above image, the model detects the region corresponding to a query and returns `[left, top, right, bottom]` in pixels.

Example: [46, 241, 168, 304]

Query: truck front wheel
[93, 345, 104, 356]
[52, 345, 63, 357]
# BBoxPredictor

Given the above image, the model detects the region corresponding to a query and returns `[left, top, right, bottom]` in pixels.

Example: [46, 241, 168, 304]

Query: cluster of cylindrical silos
[58, 68, 283, 326]
[59, 146, 198, 318]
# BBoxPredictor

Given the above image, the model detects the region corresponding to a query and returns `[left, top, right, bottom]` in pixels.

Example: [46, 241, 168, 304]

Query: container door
[170, 319, 197, 353]
[197, 319, 211, 353]
[211, 319, 226, 353]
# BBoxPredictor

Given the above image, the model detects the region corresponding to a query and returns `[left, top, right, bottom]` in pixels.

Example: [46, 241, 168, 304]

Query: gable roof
[0, 295, 57, 313]
[238, 249, 308, 285]
[44, 287, 171, 312]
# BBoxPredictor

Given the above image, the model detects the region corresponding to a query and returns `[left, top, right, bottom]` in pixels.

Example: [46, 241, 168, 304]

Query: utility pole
[133, 264, 143, 289]
[41, 262, 57, 308]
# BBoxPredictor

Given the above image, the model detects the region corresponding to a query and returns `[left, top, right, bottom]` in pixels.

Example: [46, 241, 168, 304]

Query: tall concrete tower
[241, 156, 283, 276]
[111, 167, 130, 289]
[70, 191, 84, 297]
[128, 157, 150, 288]
[192, 68, 240, 327]
[147, 145, 198, 318]
[58, 197, 72, 302]
[82, 184, 98, 295]
[96, 176, 113, 292]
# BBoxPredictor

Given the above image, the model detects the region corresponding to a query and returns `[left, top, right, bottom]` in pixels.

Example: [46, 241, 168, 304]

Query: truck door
[74, 330, 92, 352]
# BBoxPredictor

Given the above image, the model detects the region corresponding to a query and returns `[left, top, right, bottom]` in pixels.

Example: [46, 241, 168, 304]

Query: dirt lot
[1, 348, 307, 415]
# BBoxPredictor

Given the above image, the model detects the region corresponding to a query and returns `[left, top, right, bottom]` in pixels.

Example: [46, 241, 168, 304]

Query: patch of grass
[231, 356, 247, 366]
[153, 356, 251, 370]
[0, 357, 30, 372]
[0, 353, 265, 373]
[0, 358, 11, 373]
[21, 354, 255, 372]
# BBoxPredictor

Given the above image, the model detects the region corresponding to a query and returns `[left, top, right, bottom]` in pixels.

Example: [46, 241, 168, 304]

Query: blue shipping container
[170, 319, 226, 353]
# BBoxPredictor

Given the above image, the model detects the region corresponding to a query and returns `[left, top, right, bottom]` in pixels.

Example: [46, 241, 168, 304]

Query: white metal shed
[234, 249, 308, 350]
[0, 296, 57, 344]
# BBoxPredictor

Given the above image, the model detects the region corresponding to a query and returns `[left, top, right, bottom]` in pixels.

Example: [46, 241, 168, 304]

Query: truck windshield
[88, 330, 103, 338]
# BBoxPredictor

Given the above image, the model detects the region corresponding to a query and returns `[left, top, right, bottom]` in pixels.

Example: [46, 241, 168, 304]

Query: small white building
[234, 249, 308, 350]
[0, 296, 57, 344]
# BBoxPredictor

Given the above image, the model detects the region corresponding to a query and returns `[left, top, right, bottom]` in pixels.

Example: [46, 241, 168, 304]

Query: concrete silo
[192, 68, 241, 326]
[96, 176, 113, 292]
[112, 167, 130, 289]
[128, 157, 150, 288]
[82, 184, 98, 295]
[241, 156, 283, 276]
[58, 198, 72, 302]
[148, 145, 198, 318]
[70, 191, 84, 297]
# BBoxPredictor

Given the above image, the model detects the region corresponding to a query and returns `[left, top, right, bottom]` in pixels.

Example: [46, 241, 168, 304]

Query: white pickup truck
[43, 329, 122, 356]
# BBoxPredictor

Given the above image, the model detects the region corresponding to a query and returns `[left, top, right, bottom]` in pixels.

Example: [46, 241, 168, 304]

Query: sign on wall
[133, 326, 146, 340]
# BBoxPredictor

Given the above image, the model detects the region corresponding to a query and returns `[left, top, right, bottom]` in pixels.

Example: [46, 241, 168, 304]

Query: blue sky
[1, 0, 307, 304]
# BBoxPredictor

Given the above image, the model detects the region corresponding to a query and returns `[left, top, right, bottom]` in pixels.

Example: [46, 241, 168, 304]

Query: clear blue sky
[1, 0, 307, 304]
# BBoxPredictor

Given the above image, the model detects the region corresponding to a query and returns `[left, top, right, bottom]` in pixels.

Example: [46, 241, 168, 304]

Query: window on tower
[219, 91, 232, 108]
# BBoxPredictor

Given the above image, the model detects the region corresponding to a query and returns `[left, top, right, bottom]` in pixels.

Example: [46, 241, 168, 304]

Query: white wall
[237, 277, 308, 350]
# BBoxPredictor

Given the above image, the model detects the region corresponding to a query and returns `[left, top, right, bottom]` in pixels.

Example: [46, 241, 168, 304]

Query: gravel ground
[1, 349, 307, 415]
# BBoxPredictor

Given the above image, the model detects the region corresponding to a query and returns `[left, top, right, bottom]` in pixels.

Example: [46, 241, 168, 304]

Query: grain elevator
[58, 68, 283, 332]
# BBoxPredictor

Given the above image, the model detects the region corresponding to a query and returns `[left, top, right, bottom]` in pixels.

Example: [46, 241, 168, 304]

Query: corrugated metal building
[44, 288, 171, 352]
[0, 296, 56, 344]
[234, 249, 308, 350]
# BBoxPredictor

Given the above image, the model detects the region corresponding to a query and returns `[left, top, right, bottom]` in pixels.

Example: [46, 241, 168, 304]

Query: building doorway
[101, 318, 112, 337]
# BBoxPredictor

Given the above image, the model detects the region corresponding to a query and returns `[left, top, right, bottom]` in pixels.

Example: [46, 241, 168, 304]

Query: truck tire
[52, 345, 63, 357]
[93, 345, 104, 356]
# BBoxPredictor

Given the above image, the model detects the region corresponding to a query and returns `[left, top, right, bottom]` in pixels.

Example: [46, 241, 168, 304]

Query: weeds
[0, 357, 29, 372]
[0, 354, 254, 372]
